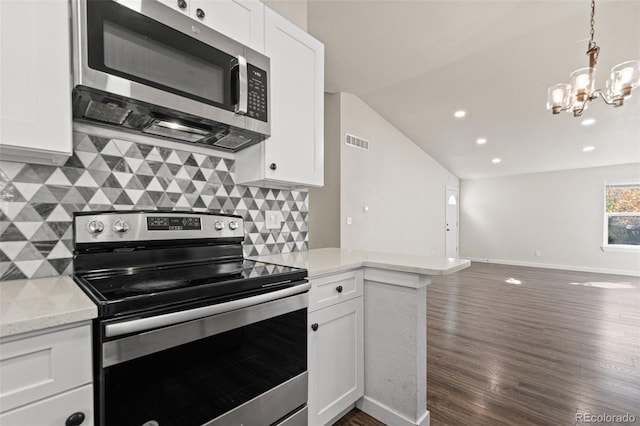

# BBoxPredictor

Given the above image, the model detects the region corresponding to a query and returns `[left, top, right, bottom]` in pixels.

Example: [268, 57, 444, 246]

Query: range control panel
[147, 216, 202, 231]
[247, 64, 267, 122]
[74, 212, 244, 244]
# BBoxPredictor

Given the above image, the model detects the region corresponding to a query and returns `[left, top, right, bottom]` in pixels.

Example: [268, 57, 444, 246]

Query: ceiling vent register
[345, 133, 369, 151]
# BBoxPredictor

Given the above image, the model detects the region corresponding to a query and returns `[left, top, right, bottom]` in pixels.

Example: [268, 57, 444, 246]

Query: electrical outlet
[535, 250, 541, 257]
[265, 211, 282, 230]
[346, 216, 353, 225]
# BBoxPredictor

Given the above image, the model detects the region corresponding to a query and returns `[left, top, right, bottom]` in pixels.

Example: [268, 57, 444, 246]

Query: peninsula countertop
[0, 275, 97, 338]
[249, 247, 471, 278]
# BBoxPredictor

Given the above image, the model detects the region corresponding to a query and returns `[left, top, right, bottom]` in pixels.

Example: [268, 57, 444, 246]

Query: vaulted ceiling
[307, 0, 640, 179]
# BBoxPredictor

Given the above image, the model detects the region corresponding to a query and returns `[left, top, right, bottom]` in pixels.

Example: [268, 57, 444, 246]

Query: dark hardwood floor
[336, 262, 640, 425]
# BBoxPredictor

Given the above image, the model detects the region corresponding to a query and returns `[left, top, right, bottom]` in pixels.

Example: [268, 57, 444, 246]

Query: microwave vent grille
[345, 133, 369, 151]
[84, 100, 131, 125]
[213, 133, 252, 150]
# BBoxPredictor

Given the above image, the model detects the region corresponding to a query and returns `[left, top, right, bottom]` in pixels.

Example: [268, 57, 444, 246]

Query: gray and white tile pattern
[0, 132, 308, 281]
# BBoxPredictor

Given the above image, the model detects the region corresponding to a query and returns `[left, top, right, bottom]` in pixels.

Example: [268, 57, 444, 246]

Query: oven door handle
[105, 281, 310, 338]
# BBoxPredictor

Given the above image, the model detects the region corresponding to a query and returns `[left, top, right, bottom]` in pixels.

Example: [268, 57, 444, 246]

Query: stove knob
[228, 221, 239, 231]
[214, 221, 225, 231]
[113, 220, 130, 233]
[87, 220, 105, 234]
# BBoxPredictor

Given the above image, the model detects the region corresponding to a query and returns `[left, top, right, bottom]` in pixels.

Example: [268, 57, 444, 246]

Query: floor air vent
[345, 133, 369, 151]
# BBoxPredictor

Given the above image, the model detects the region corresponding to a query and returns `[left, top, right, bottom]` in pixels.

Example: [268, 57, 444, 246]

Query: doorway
[445, 187, 459, 258]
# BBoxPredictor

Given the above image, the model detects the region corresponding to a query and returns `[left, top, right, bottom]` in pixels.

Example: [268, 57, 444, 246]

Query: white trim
[357, 396, 430, 426]
[601, 245, 640, 253]
[464, 257, 640, 277]
[363, 268, 431, 289]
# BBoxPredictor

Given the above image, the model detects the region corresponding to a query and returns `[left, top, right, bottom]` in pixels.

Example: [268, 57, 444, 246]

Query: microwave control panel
[247, 65, 267, 122]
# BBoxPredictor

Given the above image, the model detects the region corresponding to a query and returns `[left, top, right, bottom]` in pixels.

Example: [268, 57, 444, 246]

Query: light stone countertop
[250, 247, 471, 278]
[0, 275, 97, 338]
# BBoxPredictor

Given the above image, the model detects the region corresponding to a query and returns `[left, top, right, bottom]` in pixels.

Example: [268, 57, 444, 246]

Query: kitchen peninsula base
[358, 268, 430, 426]
[250, 248, 470, 426]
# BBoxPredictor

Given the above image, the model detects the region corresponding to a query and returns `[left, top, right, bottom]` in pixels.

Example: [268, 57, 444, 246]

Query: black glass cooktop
[74, 260, 307, 318]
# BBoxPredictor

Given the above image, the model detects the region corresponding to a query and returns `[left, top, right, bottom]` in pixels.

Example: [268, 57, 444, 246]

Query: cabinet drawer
[309, 270, 363, 312]
[0, 324, 92, 413]
[0, 384, 94, 426]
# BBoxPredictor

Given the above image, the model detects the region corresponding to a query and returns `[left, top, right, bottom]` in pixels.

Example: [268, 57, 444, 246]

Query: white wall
[339, 93, 459, 256]
[460, 163, 640, 275]
[309, 93, 340, 248]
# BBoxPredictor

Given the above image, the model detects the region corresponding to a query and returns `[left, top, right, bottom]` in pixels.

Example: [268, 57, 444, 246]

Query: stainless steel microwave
[71, 0, 270, 152]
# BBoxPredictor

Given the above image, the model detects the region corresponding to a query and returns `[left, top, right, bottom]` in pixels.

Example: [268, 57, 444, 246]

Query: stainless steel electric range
[72, 210, 309, 426]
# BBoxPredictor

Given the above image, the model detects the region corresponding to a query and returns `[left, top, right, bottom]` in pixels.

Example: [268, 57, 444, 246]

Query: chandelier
[547, 0, 640, 116]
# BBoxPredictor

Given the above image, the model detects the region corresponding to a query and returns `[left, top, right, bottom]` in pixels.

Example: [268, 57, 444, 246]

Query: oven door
[97, 284, 310, 426]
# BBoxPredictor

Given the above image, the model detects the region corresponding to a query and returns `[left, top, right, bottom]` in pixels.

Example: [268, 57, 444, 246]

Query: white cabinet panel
[156, 0, 191, 15]
[0, 325, 92, 413]
[308, 297, 364, 426]
[0, 0, 72, 165]
[309, 270, 363, 313]
[156, 0, 263, 51]
[190, 0, 264, 52]
[0, 384, 94, 426]
[235, 7, 324, 188]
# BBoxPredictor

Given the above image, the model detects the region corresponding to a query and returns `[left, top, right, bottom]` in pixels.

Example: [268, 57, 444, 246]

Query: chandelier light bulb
[619, 67, 634, 84]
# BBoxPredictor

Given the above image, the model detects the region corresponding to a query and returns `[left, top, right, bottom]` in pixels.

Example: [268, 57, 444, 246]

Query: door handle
[234, 55, 248, 115]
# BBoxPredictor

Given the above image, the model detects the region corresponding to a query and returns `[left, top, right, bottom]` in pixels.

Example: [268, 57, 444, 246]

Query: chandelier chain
[589, 0, 596, 50]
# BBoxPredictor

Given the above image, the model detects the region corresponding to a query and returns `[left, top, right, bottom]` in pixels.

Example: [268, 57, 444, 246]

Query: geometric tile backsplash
[0, 132, 308, 281]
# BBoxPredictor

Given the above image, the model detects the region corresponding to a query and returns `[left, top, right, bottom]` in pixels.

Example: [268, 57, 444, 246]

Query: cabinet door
[0, 384, 94, 426]
[190, 0, 264, 52]
[308, 297, 364, 426]
[0, 324, 92, 413]
[0, 0, 72, 166]
[264, 7, 324, 187]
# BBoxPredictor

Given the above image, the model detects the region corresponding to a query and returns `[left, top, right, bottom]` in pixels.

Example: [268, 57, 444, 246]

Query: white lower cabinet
[308, 271, 364, 426]
[0, 384, 94, 426]
[0, 323, 94, 426]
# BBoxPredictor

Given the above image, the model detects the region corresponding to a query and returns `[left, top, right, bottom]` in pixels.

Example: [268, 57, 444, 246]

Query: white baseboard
[464, 257, 640, 277]
[356, 396, 429, 426]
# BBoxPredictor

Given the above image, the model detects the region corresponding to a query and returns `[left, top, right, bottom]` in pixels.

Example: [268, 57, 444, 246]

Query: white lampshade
[570, 68, 595, 101]
[547, 83, 571, 112]
[608, 60, 640, 98]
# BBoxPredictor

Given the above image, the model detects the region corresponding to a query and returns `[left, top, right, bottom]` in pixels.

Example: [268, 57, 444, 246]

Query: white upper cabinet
[235, 7, 324, 188]
[0, 0, 72, 166]
[162, 0, 265, 52]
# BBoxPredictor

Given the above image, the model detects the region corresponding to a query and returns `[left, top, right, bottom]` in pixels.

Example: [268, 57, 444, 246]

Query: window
[605, 183, 640, 247]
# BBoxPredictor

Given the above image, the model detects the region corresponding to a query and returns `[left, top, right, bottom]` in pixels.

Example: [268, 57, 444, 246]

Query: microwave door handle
[235, 55, 248, 115]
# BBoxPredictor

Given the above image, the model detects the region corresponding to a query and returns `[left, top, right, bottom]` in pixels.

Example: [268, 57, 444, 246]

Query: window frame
[602, 182, 640, 252]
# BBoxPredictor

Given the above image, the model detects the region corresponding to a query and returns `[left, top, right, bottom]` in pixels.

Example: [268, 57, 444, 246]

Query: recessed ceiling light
[454, 110, 466, 118]
[581, 118, 596, 126]
[476, 138, 487, 145]
[492, 158, 501, 163]
[583, 146, 595, 152]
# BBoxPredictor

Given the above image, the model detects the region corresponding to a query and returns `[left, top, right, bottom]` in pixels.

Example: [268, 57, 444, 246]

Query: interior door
[445, 187, 459, 258]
